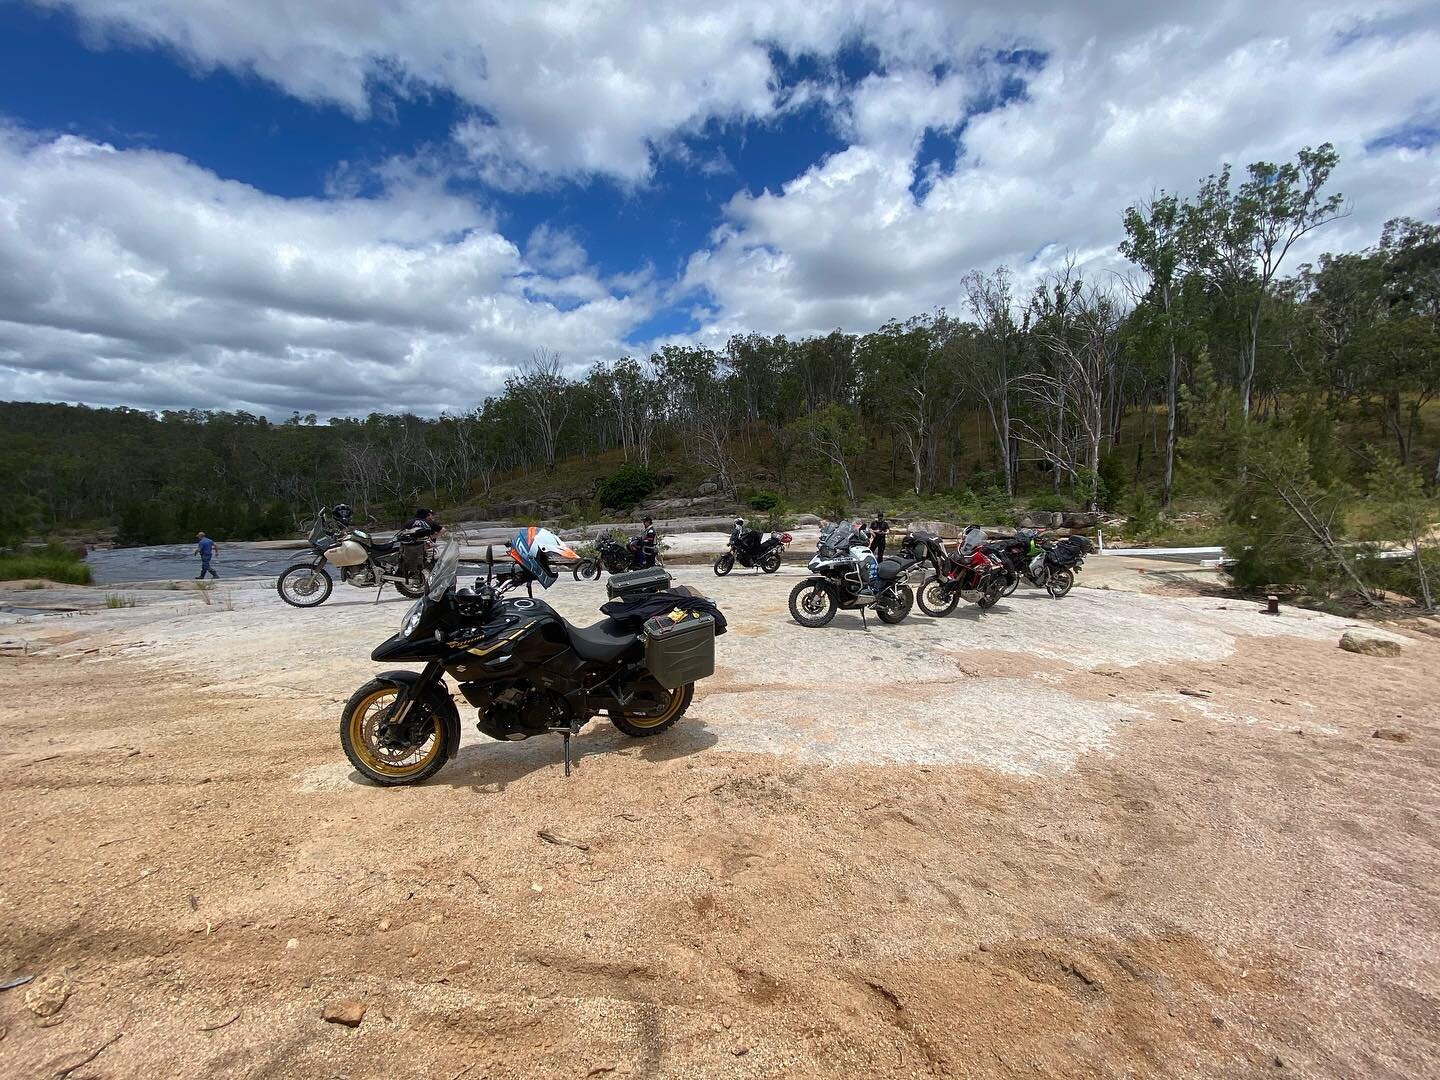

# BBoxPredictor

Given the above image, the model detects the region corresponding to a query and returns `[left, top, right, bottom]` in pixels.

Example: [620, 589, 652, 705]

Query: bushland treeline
[1, 143, 1436, 603]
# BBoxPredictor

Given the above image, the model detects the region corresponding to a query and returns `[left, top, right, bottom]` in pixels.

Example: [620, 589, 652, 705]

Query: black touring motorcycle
[277, 505, 434, 607]
[713, 526, 792, 576]
[573, 532, 660, 580]
[982, 529, 1086, 599]
[339, 537, 722, 785]
[788, 521, 918, 628]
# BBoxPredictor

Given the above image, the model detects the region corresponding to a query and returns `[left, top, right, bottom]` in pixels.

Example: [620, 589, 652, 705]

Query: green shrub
[747, 490, 781, 512]
[104, 593, 136, 609]
[1096, 451, 1128, 511]
[594, 464, 656, 511]
[1026, 492, 1067, 513]
[1123, 490, 1164, 542]
[0, 545, 93, 585]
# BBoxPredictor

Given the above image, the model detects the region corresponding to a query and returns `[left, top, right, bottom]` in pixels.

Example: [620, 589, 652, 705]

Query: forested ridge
[2, 145, 1437, 605]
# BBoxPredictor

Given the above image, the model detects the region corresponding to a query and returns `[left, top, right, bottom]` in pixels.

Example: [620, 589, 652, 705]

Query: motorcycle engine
[475, 681, 571, 741]
[344, 565, 377, 586]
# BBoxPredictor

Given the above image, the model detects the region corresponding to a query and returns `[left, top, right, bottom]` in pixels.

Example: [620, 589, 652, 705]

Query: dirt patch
[1, 571, 1438, 1077]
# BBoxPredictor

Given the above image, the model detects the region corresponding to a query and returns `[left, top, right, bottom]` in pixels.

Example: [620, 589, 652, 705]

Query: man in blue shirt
[195, 532, 220, 579]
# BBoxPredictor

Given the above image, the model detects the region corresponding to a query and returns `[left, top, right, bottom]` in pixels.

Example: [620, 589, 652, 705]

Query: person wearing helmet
[730, 517, 745, 546]
[331, 503, 354, 527]
[641, 516, 658, 568]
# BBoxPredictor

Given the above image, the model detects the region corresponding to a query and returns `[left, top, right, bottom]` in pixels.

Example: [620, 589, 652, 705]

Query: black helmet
[414, 508, 432, 519]
[332, 504, 353, 523]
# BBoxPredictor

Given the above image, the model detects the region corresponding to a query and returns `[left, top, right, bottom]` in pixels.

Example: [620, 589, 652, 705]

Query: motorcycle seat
[369, 540, 399, 555]
[567, 617, 638, 663]
[876, 558, 905, 580]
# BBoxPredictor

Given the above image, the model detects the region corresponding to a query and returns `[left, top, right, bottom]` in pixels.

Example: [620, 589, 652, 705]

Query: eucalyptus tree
[1026, 267, 1125, 510]
[857, 313, 964, 495]
[505, 348, 574, 471]
[962, 266, 1021, 493]
[1181, 144, 1346, 421]
[1121, 191, 1184, 505]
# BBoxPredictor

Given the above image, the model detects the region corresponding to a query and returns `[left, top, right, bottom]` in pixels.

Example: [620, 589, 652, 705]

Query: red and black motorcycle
[901, 527, 1007, 617]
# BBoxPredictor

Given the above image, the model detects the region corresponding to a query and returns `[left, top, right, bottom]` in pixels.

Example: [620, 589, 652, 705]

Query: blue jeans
[198, 558, 218, 579]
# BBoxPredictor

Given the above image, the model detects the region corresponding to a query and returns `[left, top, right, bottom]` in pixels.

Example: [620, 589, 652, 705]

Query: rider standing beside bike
[406, 508, 445, 537]
[641, 517, 658, 568]
[869, 510, 890, 560]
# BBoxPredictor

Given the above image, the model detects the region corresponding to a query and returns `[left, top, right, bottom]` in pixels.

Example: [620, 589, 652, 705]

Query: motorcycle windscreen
[428, 539, 460, 599]
[508, 526, 573, 589]
[820, 521, 858, 552]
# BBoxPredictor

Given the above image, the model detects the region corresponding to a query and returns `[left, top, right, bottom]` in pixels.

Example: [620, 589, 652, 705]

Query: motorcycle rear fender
[372, 669, 461, 762]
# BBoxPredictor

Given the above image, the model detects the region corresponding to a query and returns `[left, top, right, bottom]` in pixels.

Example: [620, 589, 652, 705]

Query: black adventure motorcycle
[573, 532, 661, 581]
[982, 529, 1080, 599]
[714, 527, 792, 576]
[788, 521, 918, 628]
[339, 539, 721, 785]
[277, 506, 434, 607]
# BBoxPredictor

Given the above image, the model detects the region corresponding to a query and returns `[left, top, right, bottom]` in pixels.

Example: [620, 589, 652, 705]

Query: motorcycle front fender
[801, 574, 846, 606]
[372, 667, 461, 762]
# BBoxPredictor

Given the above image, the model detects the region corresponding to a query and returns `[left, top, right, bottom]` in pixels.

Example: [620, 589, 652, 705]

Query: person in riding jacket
[730, 517, 745, 548]
[869, 510, 890, 559]
[407, 508, 444, 537]
[641, 516, 658, 568]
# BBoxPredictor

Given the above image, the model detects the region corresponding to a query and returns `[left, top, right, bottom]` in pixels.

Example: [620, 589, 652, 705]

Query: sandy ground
[0, 562, 1437, 1079]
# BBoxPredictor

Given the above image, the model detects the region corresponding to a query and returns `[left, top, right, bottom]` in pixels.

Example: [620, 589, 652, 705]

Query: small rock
[1338, 632, 1402, 657]
[285, 939, 299, 950]
[24, 975, 69, 1017]
[733, 1047, 750, 1057]
[446, 961, 472, 975]
[1372, 729, 1411, 743]
[321, 999, 367, 1027]
[377, 918, 392, 932]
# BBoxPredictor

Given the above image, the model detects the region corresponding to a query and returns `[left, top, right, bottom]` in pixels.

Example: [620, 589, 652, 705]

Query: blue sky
[0, 1, 1435, 416]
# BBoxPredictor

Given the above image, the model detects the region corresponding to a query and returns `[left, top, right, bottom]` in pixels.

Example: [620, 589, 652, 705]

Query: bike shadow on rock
[414, 717, 722, 792]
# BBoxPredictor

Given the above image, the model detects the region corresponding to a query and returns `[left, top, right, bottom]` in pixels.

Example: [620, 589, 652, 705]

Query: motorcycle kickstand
[373, 579, 386, 604]
[561, 719, 581, 777]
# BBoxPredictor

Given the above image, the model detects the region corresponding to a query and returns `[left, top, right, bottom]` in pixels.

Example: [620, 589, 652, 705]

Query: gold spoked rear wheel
[611, 683, 693, 737]
[340, 683, 446, 785]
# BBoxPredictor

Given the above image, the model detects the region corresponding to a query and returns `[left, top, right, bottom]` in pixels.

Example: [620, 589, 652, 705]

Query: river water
[85, 543, 304, 584]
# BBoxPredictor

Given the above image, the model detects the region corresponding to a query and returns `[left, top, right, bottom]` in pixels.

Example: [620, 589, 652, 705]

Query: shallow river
[85, 543, 303, 584]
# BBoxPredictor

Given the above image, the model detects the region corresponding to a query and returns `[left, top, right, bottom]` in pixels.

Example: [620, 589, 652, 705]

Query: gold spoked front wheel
[611, 683, 694, 737]
[339, 683, 447, 785]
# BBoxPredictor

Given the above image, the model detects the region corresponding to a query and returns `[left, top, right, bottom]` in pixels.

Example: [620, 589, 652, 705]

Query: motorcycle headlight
[401, 599, 424, 638]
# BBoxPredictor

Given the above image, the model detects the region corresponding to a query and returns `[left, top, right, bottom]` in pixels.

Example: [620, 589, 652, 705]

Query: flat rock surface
[0, 568, 1436, 1078]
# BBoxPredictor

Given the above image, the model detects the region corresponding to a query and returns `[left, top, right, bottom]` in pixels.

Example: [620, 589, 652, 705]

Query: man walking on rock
[195, 532, 220, 579]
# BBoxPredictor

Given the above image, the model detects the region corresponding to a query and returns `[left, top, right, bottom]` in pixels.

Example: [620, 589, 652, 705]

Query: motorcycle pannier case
[606, 566, 673, 600]
[643, 611, 716, 689]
